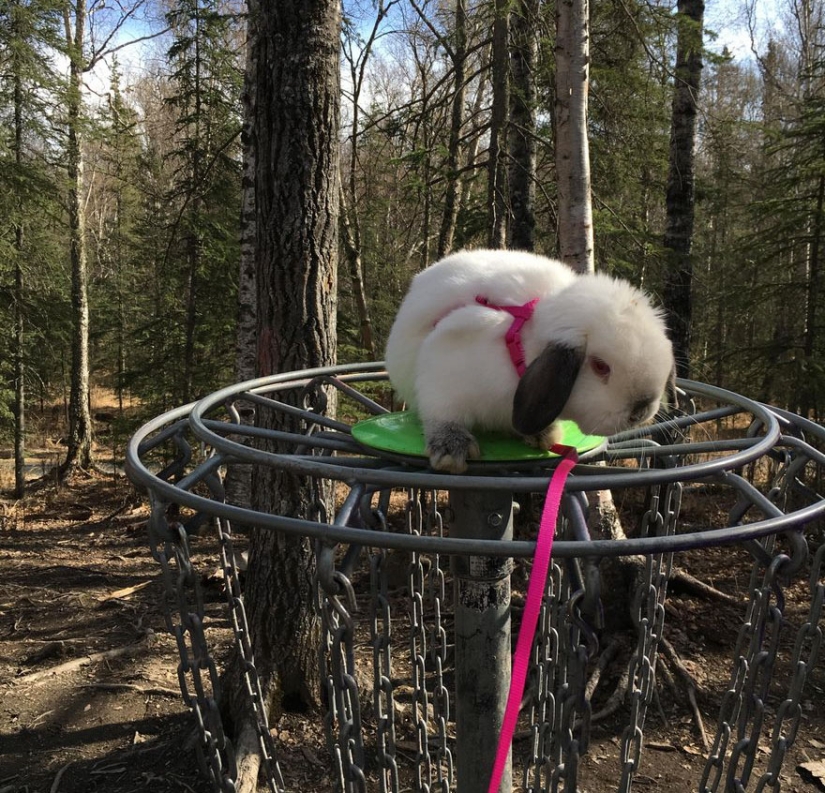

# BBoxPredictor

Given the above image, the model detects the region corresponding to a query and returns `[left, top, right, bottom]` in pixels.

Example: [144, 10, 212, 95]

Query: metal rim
[125, 362, 825, 558]
[184, 362, 783, 490]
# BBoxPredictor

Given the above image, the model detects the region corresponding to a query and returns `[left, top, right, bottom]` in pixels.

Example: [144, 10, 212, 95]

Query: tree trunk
[662, 0, 704, 379]
[801, 165, 824, 417]
[183, 7, 204, 404]
[239, 0, 340, 759]
[13, 41, 25, 498]
[224, 0, 258, 518]
[62, 0, 94, 474]
[437, 0, 467, 258]
[509, 0, 539, 251]
[555, 0, 594, 271]
[340, 187, 376, 357]
[487, 0, 509, 249]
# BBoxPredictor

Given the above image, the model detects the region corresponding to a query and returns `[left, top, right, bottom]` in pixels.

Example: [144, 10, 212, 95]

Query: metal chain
[525, 561, 564, 793]
[549, 583, 594, 793]
[215, 514, 285, 793]
[319, 569, 366, 793]
[753, 541, 824, 792]
[521, 510, 595, 793]
[617, 481, 680, 793]
[147, 494, 237, 793]
[370, 538, 401, 793]
[408, 489, 435, 793]
[699, 551, 788, 793]
[425, 494, 454, 793]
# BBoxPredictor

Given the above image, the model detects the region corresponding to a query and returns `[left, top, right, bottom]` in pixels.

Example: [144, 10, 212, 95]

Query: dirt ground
[1, 445, 824, 791]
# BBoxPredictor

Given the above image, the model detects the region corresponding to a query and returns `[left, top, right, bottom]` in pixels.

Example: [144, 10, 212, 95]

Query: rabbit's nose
[630, 397, 655, 423]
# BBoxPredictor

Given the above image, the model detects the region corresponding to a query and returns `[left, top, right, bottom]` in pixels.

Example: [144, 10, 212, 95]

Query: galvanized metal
[126, 362, 825, 793]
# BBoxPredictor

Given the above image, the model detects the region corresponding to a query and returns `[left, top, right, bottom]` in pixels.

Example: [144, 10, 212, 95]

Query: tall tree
[487, 0, 510, 248]
[437, 0, 468, 257]
[662, 0, 704, 378]
[59, 0, 152, 474]
[555, 0, 594, 269]
[61, 0, 94, 473]
[0, 1, 62, 494]
[232, 0, 340, 788]
[165, 0, 243, 403]
[509, 0, 540, 250]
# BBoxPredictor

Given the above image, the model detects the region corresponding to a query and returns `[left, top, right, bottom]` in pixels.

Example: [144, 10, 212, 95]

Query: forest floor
[1, 399, 824, 793]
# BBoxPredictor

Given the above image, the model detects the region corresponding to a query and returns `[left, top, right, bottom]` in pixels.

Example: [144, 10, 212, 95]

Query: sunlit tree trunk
[487, 0, 509, 248]
[62, 0, 94, 474]
[555, 0, 594, 270]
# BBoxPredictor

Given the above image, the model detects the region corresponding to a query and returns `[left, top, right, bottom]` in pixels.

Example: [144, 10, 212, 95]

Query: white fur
[384, 249, 674, 469]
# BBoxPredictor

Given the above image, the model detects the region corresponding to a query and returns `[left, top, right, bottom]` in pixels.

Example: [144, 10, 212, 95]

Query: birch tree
[555, 0, 594, 269]
[59, 0, 155, 474]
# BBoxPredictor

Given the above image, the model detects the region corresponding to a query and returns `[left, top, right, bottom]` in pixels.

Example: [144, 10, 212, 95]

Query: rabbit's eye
[589, 356, 611, 379]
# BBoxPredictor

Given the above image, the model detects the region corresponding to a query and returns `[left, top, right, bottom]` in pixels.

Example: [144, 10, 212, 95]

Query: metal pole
[451, 487, 514, 793]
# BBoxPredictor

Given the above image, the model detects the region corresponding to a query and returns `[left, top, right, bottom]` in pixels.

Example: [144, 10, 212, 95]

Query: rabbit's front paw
[521, 422, 562, 451]
[425, 421, 480, 473]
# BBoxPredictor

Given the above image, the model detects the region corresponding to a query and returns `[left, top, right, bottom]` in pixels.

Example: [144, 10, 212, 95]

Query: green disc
[351, 411, 605, 462]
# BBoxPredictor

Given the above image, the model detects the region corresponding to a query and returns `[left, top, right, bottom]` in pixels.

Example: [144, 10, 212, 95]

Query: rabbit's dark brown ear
[664, 362, 678, 413]
[512, 343, 585, 435]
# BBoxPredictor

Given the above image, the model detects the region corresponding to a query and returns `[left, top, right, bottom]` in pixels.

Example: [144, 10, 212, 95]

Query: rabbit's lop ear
[512, 343, 585, 435]
[665, 363, 678, 413]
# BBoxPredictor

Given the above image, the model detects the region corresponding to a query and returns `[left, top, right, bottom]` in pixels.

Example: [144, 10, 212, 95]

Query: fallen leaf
[798, 760, 825, 792]
[646, 742, 676, 752]
[99, 580, 153, 601]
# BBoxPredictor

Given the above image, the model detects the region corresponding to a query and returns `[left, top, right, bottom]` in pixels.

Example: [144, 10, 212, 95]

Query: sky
[705, 0, 783, 59]
[76, 0, 783, 103]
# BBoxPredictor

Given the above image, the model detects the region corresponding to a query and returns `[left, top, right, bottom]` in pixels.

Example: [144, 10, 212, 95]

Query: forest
[1, 0, 823, 483]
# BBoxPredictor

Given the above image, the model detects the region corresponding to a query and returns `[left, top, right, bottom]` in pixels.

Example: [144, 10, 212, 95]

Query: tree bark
[509, 0, 539, 251]
[487, 0, 510, 249]
[224, 0, 259, 519]
[62, 0, 94, 474]
[437, 0, 468, 258]
[662, 0, 704, 379]
[243, 0, 340, 730]
[340, 186, 376, 357]
[555, 0, 594, 271]
[13, 28, 26, 498]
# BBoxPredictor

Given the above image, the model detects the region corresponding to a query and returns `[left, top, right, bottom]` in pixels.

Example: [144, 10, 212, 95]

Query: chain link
[753, 541, 824, 792]
[425, 494, 454, 793]
[370, 542, 401, 793]
[617, 481, 680, 793]
[216, 514, 285, 792]
[700, 551, 787, 793]
[147, 495, 238, 793]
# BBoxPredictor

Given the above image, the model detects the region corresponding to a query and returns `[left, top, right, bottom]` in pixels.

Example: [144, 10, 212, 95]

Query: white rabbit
[384, 249, 675, 473]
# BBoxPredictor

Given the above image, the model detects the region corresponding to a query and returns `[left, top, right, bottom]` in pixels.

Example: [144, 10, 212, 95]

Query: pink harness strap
[487, 444, 579, 793]
[475, 296, 539, 376]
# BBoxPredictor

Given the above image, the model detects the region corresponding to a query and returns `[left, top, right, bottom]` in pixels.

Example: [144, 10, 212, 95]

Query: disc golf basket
[125, 362, 825, 793]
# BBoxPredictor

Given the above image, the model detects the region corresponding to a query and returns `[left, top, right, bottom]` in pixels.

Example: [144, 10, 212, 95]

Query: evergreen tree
[0, 0, 65, 493]
[163, 0, 243, 403]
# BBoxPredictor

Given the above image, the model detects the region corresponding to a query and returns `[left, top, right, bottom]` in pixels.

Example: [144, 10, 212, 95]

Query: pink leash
[487, 444, 579, 793]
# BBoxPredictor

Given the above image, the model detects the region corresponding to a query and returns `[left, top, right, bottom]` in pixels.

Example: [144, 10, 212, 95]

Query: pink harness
[475, 295, 539, 376]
